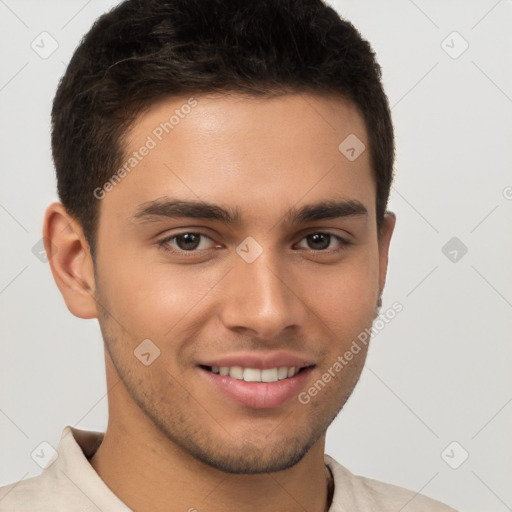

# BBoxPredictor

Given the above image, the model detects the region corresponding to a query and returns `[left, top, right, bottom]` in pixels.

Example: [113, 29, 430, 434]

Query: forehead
[101, 92, 375, 224]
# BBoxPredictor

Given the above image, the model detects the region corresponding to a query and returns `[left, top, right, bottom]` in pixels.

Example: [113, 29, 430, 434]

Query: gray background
[1, 1, 511, 511]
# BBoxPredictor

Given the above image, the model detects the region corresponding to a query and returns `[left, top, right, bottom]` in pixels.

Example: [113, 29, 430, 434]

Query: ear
[377, 211, 396, 299]
[43, 202, 99, 319]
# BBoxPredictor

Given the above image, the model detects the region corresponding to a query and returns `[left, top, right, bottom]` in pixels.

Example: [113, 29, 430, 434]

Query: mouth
[200, 365, 308, 383]
[198, 363, 315, 409]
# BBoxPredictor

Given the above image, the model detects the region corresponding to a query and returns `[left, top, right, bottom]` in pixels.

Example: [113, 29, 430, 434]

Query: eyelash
[157, 231, 351, 257]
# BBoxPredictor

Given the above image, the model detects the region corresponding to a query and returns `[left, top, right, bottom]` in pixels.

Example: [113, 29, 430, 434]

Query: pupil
[308, 233, 330, 250]
[177, 233, 200, 250]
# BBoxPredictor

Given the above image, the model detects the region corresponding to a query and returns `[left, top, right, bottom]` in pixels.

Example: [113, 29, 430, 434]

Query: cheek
[300, 247, 380, 326]
[97, 254, 223, 340]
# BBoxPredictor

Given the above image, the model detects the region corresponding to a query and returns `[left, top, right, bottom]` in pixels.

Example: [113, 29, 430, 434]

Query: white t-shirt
[0, 426, 457, 511]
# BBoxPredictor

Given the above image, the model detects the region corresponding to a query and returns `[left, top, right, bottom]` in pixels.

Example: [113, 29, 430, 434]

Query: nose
[218, 250, 307, 340]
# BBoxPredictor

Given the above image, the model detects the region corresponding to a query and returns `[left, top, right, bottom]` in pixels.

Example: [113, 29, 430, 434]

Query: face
[91, 92, 394, 473]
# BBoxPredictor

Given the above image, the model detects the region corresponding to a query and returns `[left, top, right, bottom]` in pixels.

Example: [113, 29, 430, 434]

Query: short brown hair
[52, 0, 394, 260]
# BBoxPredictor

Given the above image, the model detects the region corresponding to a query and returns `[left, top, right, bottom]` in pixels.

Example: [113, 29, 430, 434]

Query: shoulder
[0, 473, 55, 512]
[0, 425, 110, 512]
[357, 475, 458, 512]
[325, 455, 458, 512]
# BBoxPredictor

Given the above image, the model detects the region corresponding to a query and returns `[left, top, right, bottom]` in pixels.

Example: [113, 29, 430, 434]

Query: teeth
[209, 365, 300, 382]
[229, 366, 244, 380]
[243, 368, 261, 382]
[278, 367, 289, 380]
[261, 368, 278, 382]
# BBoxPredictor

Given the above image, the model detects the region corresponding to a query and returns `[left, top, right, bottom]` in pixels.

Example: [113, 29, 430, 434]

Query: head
[45, 0, 396, 474]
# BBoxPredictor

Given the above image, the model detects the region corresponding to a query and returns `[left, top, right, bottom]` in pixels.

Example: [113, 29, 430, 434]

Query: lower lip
[200, 367, 314, 409]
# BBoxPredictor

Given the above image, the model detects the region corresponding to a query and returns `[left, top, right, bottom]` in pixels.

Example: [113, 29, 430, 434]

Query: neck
[89, 362, 332, 512]
[90, 432, 330, 512]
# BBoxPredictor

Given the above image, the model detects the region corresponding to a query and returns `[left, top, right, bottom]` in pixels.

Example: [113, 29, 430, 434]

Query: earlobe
[43, 202, 99, 319]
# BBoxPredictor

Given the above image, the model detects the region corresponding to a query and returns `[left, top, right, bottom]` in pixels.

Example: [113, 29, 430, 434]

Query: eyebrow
[286, 199, 368, 224]
[132, 198, 242, 223]
[131, 197, 368, 225]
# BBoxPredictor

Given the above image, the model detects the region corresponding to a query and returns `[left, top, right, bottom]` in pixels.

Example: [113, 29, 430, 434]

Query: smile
[199, 363, 314, 409]
[206, 365, 300, 382]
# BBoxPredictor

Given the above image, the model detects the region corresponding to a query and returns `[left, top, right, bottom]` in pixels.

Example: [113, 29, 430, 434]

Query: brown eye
[296, 232, 348, 251]
[305, 233, 331, 250]
[175, 233, 202, 251]
[158, 232, 218, 253]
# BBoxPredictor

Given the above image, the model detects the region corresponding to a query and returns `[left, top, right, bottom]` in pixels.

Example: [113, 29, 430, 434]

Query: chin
[187, 436, 315, 474]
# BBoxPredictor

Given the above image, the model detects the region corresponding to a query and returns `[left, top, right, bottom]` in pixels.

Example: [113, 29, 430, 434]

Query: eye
[158, 232, 218, 253]
[295, 232, 349, 251]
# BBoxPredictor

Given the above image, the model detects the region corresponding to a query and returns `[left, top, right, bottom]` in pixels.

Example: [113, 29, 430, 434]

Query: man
[0, 0, 456, 510]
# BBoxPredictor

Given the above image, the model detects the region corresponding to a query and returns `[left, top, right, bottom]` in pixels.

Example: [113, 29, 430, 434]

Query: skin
[43, 92, 395, 512]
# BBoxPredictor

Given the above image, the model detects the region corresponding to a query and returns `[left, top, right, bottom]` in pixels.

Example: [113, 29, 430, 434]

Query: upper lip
[198, 351, 316, 370]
